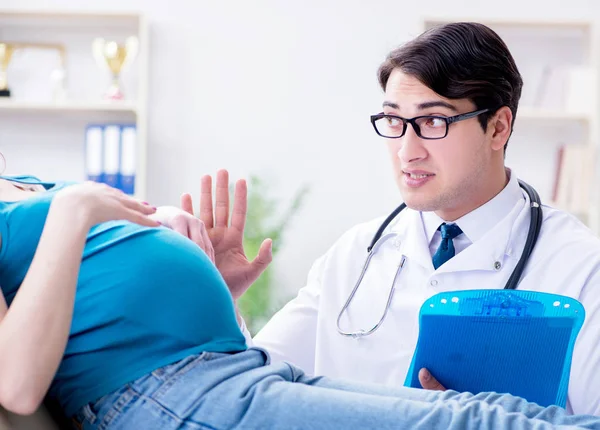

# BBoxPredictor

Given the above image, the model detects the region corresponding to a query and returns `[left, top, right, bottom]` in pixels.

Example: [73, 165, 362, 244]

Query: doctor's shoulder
[531, 203, 600, 274]
[538, 204, 600, 251]
[537, 207, 600, 416]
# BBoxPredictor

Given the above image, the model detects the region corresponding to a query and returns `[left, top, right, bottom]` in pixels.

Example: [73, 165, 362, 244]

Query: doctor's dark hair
[377, 22, 523, 150]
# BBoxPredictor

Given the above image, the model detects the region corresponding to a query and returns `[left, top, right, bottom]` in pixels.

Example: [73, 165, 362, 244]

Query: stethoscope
[336, 180, 543, 339]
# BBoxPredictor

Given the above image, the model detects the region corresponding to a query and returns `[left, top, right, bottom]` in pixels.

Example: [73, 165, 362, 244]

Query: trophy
[0, 43, 14, 97]
[92, 36, 139, 100]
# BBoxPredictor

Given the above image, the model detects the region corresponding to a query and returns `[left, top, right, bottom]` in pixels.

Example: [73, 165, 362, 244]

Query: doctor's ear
[488, 106, 512, 152]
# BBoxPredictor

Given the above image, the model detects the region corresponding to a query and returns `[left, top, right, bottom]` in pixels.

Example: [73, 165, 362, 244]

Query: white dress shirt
[423, 173, 524, 259]
[245, 170, 600, 416]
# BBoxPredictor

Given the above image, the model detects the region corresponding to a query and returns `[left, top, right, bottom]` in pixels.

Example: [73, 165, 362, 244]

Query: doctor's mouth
[403, 169, 436, 188]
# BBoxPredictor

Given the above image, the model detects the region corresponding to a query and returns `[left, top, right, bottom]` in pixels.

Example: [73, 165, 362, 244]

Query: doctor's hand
[181, 169, 273, 301]
[418, 368, 447, 391]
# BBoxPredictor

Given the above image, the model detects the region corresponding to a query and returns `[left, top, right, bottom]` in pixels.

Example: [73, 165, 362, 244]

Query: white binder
[119, 125, 137, 195]
[102, 125, 121, 188]
[85, 125, 104, 182]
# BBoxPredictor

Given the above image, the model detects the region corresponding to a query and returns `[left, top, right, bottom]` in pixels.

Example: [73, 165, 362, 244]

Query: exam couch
[0, 404, 64, 430]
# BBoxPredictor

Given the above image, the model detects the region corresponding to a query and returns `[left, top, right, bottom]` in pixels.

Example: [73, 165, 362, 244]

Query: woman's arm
[0, 182, 158, 415]
[0, 202, 88, 415]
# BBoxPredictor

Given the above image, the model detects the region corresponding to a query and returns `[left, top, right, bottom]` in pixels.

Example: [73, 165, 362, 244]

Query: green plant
[237, 174, 310, 335]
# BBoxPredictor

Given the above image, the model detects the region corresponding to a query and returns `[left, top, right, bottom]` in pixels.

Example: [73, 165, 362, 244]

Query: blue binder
[404, 290, 585, 408]
[118, 124, 136, 195]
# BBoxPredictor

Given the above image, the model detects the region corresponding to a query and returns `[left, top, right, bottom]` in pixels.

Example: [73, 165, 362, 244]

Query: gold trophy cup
[92, 36, 139, 100]
[0, 43, 14, 97]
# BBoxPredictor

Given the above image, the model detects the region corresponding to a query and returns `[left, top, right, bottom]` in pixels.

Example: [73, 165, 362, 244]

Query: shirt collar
[421, 168, 522, 244]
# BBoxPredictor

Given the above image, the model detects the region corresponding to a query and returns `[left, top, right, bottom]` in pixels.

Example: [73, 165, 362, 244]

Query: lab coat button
[393, 237, 402, 249]
[430, 279, 438, 287]
[494, 261, 502, 271]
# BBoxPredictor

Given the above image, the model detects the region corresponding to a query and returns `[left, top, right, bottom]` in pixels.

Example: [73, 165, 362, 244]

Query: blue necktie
[432, 223, 463, 270]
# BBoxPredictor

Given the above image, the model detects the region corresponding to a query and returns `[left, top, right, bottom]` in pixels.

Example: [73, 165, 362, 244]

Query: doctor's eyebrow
[382, 101, 400, 110]
[381, 100, 459, 112]
[417, 101, 458, 112]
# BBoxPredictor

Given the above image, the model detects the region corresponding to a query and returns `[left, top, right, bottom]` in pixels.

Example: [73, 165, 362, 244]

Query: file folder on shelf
[119, 124, 136, 195]
[85, 125, 104, 183]
[102, 125, 121, 189]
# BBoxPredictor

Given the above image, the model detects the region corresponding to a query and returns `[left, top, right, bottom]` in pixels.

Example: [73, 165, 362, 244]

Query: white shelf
[0, 9, 142, 19]
[0, 9, 142, 28]
[0, 99, 138, 114]
[423, 17, 592, 30]
[518, 108, 591, 122]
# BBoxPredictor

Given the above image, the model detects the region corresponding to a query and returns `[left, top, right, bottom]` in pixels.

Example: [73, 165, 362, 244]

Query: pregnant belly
[74, 226, 239, 346]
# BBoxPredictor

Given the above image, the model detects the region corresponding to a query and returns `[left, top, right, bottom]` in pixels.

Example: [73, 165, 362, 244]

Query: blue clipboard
[404, 290, 585, 408]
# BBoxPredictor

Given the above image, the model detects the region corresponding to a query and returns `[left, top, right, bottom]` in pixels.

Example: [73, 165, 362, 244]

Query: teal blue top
[0, 176, 247, 416]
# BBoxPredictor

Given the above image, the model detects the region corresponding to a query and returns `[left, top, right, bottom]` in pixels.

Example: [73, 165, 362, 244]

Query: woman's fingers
[112, 193, 158, 225]
[199, 221, 215, 262]
[202, 226, 215, 263]
[170, 214, 189, 237]
[118, 194, 157, 215]
[187, 217, 204, 245]
[188, 217, 215, 261]
[123, 208, 161, 227]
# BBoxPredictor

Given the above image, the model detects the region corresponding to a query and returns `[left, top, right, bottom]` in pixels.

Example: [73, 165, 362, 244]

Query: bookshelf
[423, 18, 600, 235]
[0, 9, 149, 200]
[0, 99, 139, 114]
[518, 108, 591, 123]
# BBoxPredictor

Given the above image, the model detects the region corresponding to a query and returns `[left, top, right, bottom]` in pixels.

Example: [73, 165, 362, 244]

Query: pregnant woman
[0, 173, 597, 430]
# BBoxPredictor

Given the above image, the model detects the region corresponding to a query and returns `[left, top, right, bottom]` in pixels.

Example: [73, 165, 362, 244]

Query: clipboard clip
[460, 292, 544, 318]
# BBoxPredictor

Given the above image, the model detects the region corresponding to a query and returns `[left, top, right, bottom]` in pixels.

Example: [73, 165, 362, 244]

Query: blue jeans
[72, 348, 600, 430]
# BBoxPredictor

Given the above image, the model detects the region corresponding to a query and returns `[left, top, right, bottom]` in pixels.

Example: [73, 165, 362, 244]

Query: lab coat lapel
[434, 197, 528, 274]
[394, 210, 435, 271]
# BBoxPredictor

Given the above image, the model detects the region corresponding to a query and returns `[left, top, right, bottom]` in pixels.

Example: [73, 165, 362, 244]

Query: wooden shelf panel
[0, 99, 138, 114]
[0, 10, 141, 28]
[518, 108, 591, 122]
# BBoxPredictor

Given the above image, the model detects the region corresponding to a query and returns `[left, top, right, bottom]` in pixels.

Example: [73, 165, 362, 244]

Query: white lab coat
[246, 175, 600, 417]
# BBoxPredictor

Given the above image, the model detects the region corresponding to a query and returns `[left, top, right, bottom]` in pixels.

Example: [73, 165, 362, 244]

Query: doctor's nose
[397, 123, 428, 164]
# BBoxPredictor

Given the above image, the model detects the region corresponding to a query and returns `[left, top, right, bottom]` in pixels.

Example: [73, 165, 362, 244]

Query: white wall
[1, 0, 599, 301]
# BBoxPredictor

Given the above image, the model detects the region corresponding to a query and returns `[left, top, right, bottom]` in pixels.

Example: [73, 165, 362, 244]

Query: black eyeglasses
[370, 108, 490, 140]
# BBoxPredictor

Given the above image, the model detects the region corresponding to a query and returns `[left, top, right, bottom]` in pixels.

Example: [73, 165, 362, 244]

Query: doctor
[181, 22, 600, 417]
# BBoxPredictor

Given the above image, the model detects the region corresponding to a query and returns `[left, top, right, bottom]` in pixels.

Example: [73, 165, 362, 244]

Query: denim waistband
[71, 347, 270, 429]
